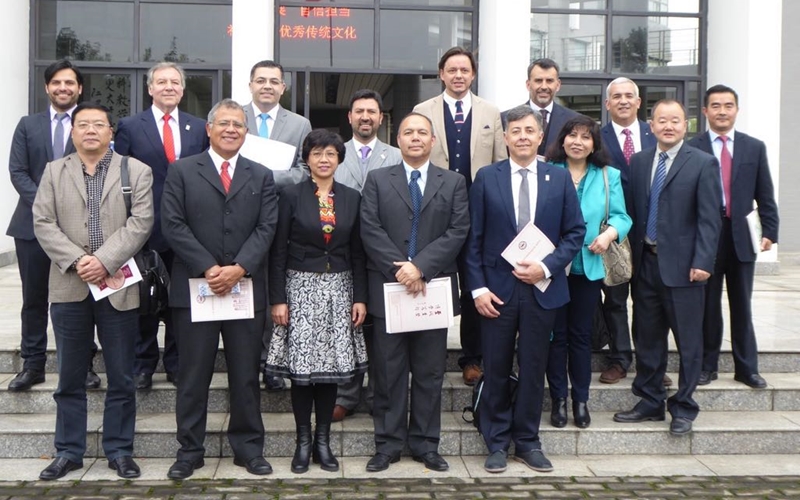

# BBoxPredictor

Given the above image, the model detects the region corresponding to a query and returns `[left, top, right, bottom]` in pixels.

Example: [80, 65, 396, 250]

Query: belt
[644, 243, 658, 255]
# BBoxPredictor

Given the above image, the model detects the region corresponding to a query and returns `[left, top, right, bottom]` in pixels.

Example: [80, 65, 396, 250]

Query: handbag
[600, 166, 633, 286]
[120, 156, 171, 317]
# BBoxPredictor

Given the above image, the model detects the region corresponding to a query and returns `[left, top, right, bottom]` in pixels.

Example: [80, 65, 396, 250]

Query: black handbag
[120, 156, 170, 317]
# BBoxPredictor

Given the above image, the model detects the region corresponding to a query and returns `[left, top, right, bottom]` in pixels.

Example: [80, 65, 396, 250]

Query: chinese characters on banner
[279, 6, 358, 40]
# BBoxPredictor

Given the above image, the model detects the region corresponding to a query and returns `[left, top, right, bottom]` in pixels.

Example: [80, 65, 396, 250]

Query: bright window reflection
[530, 13, 606, 73]
[612, 16, 699, 75]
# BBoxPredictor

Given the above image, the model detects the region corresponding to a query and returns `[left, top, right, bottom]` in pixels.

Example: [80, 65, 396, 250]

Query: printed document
[240, 135, 295, 171]
[189, 277, 255, 322]
[88, 257, 142, 300]
[383, 277, 454, 333]
[501, 221, 555, 292]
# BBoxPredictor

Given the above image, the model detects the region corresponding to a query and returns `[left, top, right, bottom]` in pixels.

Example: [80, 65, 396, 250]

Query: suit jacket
[269, 178, 367, 305]
[160, 151, 279, 310]
[243, 103, 312, 189]
[502, 102, 580, 156]
[464, 159, 585, 310]
[114, 108, 209, 252]
[629, 143, 722, 287]
[688, 130, 779, 262]
[600, 120, 657, 210]
[32, 152, 154, 310]
[334, 139, 403, 192]
[7, 111, 76, 240]
[360, 163, 470, 318]
[413, 93, 507, 179]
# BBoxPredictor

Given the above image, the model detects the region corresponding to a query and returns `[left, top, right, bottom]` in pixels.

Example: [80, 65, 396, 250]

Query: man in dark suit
[115, 62, 210, 390]
[466, 105, 584, 474]
[501, 58, 580, 157]
[6, 59, 99, 391]
[614, 100, 722, 436]
[161, 99, 278, 480]
[360, 112, 469, 473]
[688, 85, 779, 389]
[598, 77, 659, 385]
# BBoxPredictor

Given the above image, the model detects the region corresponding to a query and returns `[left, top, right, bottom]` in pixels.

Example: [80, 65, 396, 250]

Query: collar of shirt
[708, 128, 735, 146]
[652, 140, 684, 178]
[510, 158, 538, 175]
[403, 160, 430, 191]
[152, 105, 179, 125]
[443, 91, 472, 118]
[352, 137, 378, 158]
[208, 148, 240, 176]
[49, 105, 77, 122]
[252, 102, 279, 125]
[529, 101, 554, 116]
[611, 120, 642, 152]
[81, 149, 114, 175]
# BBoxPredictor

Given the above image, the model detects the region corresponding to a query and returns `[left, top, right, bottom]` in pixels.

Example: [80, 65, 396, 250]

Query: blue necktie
[259, 113, 270, 138]
[408, 170, 422, 259]
[646, 152, 669, 242]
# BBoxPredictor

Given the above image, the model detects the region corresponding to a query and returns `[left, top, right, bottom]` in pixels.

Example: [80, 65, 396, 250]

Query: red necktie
[220, 161, 231, 194]
[163, 114, 176, 164]
[622, 128, 635, 165]
[719, 135, 732, 217]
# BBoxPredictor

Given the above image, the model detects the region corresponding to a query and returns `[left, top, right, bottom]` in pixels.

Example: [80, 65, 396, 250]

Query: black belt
[644, 243, 658, 255]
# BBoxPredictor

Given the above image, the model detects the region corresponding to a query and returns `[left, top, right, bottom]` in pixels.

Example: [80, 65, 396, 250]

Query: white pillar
[478, 1, 531, 110]
[232, 0, 275, 104]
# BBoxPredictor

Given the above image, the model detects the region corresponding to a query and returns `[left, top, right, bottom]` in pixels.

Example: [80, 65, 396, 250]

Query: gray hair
[146, 62, 187, 88]
[606, 77, 640, 99]
[505, 105, 544, 131]
[207, 98, 246, 124]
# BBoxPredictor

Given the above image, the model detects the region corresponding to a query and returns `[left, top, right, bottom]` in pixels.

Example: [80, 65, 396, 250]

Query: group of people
[6, 44, 778, 481]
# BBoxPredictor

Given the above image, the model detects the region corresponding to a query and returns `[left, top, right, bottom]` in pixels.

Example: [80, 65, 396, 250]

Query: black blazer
[687, 131, 779, 262]
[161, 151, 278, 310]
[269, 179, 367, 305]
[7, 111, 76, 240]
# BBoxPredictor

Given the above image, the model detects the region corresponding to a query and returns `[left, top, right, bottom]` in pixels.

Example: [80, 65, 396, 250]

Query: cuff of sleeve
[540, 263, 552, 279]
[471, 287, 490, 299]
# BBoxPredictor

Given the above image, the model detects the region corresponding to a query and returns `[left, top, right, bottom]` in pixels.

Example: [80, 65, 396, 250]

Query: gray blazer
[334, 139, 403, 192]
[243, 103, 312, 189]
[32, 151, 154, 310]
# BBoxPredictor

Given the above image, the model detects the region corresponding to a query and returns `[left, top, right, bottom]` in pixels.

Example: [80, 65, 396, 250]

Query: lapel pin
[381, 153, 386, 160]
[545, 174, 550, 182]
[186, 124, 191, 130]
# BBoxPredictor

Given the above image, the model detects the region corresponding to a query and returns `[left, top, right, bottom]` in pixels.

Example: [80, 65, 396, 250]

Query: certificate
[239, 134, 296, 171]
[501, 221, 555, 292]
[746, 209, 763, 254]
[189, 277, 255, 322]
[88, 256, 142, 300]
[383, 277, 454, 334]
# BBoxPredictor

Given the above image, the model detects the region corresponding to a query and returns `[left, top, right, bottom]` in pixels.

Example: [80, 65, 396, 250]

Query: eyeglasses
[251, 78, 283, 87]
[309, 150, 339, 160]
[74, 121, 110, 131]
[213, 120, 246, 130]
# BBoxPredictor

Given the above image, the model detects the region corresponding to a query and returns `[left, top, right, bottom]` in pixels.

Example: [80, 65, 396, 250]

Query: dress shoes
[550, 398, 567, 428]
[412, 451, 449, 471]
[663, 374, 673, 388]
[599, 364, 627, 384]
[366, 452, 400, 472]
[514, 449, 553, 473]
[613, 407, 666, 423]
[39, 456, 82, 480]
[7, 369, 45, 392]
[670, 417, 693, 436]
[134, 373, 153, 390]
[698, 371, 718, 386]
[573, 401, 591, 429]
[484, 450, 508, 473]
[735, 373, 768, 389]
[263, 372, 286, 391]
[85, 369, 101, 390]
[167, 458, 204, 480]
[462, 364, 482, 386]
[108, 456, 141, 479]
[233, 456, 273, 475]
[166, 372, 178, 387]
[332, 404, 354, 423]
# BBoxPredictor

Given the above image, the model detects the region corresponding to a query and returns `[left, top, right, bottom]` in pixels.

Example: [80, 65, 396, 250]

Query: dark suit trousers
[702, 218, 759, 376]
[457, 254, 482, 368]
[335, 317, 374, 410]
[601, 281, 634, 370]
[480, 281, 555, 454]
[174, 308, 266, 462]
[632, 250, 704, 420]
[51, 297, 137, 462]
[135, 248, 178, 375]
[371, 318, 447, 456]
[14, 238, 51, 372]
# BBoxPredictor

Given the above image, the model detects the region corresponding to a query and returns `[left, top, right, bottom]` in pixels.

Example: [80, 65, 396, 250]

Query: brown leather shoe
[599, 364, 627, 384]
[331, 405, 354, 423]
[462, 364, 483, 386]
[663, 374, 673, 388]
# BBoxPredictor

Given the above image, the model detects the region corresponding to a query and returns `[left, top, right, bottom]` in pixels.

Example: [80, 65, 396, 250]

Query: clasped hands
[204, 264, 246, 296]
[76, 255, 109, 285]
[393, 261, 426, 297]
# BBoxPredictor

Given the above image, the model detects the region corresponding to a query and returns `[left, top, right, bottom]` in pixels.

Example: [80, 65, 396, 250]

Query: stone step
[1, 410, 799, 459]
[2, 372, 799, 415]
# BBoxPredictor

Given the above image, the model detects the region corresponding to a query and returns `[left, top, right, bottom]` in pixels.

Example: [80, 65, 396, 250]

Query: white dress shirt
[403, 160, 429, 194]
[353, 136, 379, 160]
[251, 102, 278, 139]
[443, 91, 472, 120]
[611, 120, 643, 153]
[152, 105, 182, 159]
[49, 105, 76, 153]
[708, 128, 735, 209]
[208, 148, 240, 178]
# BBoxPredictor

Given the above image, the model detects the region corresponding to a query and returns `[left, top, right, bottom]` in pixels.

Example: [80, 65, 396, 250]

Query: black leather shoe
[613, 407, 666, 423]
[484, 450, 507, 473]
[734, 373, 767, 389]
[8, 369, 45, 392]
[263, 372, 286, 391]
[233, 456, 273, 475]
[412, 451, 449, 471]
[670, 417, 693, 436]
[135, 373, 153, 390]
[573, 401, 591, 429]
[85, 369, 101, 390]
[366, 452, 400, 472]
[312, 423, 339, 472]
[108, 456, 141, 479]
[166, 372, 178, 387]
[291, 424, 313, 474]
[514, 449, 553, 472]
[698, 371, 718, 386]
[167, 458, 204, 480]
[39, 456, 82, 480]
[550, 398, 567, 428]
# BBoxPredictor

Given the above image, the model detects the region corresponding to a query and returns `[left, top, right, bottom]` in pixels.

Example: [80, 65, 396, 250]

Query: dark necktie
[517, 168, 530, 232]
[719, 135, 732, 217]
[408, 170, 422, 259]
[163, 114, 176, 164]
[359, 145, 371, 176]
[220, 161, 231, 194]
[454, 100, 465, 127]
[646, 152, 669, 242]
[52, 113, 67, 160]
[540, 109, 549, 129]
[622, 128, 635, 165]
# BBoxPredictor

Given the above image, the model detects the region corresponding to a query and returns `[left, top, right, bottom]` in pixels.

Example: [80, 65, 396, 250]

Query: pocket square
[483, 125, 491, 129]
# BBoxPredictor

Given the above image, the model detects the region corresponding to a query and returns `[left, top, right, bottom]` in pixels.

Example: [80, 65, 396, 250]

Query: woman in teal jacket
[544, 115, 632, 429]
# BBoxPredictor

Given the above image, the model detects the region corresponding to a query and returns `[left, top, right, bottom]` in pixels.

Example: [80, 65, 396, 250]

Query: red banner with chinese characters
[279, 6, 358, 40]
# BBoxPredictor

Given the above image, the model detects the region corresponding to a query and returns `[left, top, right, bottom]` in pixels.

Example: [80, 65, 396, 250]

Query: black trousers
[601, 281, 634, 370]
[457, 255, 482, 368]
[134, 248, 178, 375]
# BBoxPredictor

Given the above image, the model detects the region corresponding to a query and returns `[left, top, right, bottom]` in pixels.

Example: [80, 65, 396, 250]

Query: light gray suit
[243, 103, 312, 189]
[334, 139, 403, 192]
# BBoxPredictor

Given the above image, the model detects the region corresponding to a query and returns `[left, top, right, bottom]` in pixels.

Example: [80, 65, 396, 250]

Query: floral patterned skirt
[265, 269, 368, 385]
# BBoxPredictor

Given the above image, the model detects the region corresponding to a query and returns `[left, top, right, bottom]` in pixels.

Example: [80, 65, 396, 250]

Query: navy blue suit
[688, 131, 779, 377]
[465, 159, 584, 453]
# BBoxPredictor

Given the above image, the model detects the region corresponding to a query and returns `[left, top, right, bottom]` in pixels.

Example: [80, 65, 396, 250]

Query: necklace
[571, 171, 586, 186]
